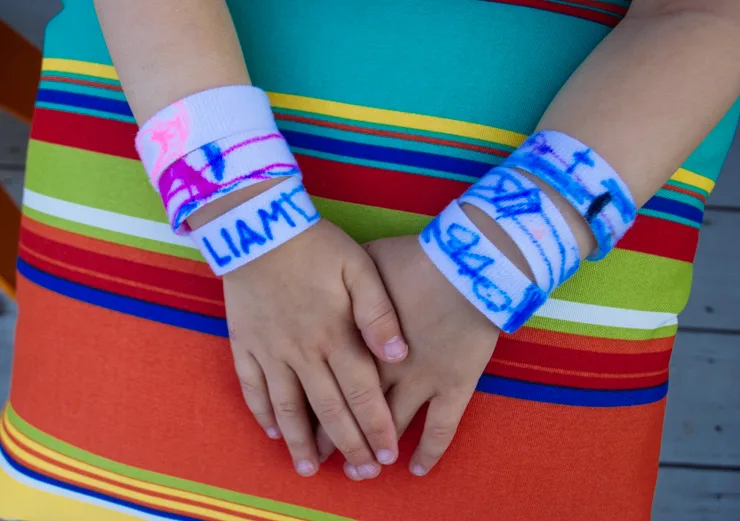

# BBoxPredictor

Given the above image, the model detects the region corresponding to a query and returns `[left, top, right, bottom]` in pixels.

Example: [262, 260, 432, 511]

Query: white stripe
[536, 298, 677, 330]
[0, 449, 166, 521]
[24, 190, 677, 330]
[23, 189, 196, 249]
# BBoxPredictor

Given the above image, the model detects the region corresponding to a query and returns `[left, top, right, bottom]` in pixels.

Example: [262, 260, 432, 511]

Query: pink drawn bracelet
[135, 85, 301, 234]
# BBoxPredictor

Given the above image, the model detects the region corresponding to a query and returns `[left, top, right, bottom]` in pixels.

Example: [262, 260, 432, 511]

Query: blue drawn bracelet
[419, 201, 547, 333]
[190, 176, 320, 276]
[502, 130, 637, 260]
[459, 166, 580, 293]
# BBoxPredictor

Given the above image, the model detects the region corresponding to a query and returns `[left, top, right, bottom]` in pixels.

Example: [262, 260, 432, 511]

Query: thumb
[345, 258, 408, 363]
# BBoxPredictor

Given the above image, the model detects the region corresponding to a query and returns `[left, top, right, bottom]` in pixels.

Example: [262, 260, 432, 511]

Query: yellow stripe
[42, 58, 119, 81]
[0, 460, 139, 521]
[670, 167, 716, 193]
[0, 419, 307, 521]
[39, 58, 720, 192]
[267, 93, 526, 148]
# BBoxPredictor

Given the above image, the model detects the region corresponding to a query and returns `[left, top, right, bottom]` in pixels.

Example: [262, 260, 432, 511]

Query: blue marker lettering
[258, 199, 296, 241]
[281, 187, 320, 222]
[202, 237, 232, 268]
[236, 219, 267, 254]
[221, 228, 241, 258]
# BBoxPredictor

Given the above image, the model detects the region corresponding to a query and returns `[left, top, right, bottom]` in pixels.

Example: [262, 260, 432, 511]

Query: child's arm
[95, 0, 407, 479]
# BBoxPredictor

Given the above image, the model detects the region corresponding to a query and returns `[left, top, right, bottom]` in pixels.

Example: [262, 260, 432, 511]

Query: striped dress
[2, 1, 739, 520]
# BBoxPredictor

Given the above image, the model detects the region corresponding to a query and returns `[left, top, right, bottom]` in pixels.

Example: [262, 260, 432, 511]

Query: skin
[94, 0, 740, 480]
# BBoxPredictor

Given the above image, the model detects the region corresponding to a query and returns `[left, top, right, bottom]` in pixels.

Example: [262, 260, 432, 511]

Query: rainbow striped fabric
[3, 1, 739, 520]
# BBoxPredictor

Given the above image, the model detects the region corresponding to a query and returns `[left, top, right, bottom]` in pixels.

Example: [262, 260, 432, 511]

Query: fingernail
[344, 462, 362, 481]
[376, 449, 396, 465]
[296, 460, 316, 477]
[383, 337, 408, 360]
[358, 464, 379, 479]
[410, 464, 427, 477]
[266, 427, 281, 440]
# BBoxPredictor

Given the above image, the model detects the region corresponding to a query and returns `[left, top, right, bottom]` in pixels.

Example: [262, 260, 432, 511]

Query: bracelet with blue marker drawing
[459, 166, 580, 293]
[190, 175, 320, 276]
[502, 130, 637, 260]
[419, 201, 548, 334]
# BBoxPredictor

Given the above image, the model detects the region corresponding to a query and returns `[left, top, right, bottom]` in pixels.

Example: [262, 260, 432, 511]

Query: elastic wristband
[160, 130, 299, 234]
[502, 130, 636, 260]
[191, 176, 320, 276]
[419, 201, 547, 333]
[459, 167, 580, 292]
[136, 85, 277, 185]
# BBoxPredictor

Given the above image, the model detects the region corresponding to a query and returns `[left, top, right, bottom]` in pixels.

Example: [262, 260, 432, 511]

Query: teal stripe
[277, 119, 505, 165]
[38, 80, 127, 102]
[654, 188, 705, 211]
[35, 102, 136, 124]
[638, 208, 702, 229]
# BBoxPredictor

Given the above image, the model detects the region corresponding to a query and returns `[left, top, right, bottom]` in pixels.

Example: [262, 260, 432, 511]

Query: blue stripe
[0, 443, 199, 521]
[642, 195, 703, 224]
[37, 89, 134, 117]
[34, 89, 499, 178]
[282, 129, 496, 178]
[476, 374, 668, 407]
[17, 258, 666, 407]
[17, 259, 228, 338]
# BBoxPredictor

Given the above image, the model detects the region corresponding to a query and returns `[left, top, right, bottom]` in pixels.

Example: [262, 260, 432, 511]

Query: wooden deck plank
[680, 210, 740, 331]
[662, 331, 740, 467]
[653, 467, 740, 521]
[710, 128, 740, 209]
[0, 113, 29, 167]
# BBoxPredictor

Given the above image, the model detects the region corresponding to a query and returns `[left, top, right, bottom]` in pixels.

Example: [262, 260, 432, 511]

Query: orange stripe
[18, 243, 223, 307]
[663, 183, 707, 203]
[492, 359, 669, 380]
[1, 418, 265, 521]
[21, 216, 213, 277]
[508, 327, 675, 354]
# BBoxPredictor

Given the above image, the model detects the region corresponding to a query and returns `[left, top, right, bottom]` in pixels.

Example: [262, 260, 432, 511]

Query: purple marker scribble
[196, 133, 285, 175]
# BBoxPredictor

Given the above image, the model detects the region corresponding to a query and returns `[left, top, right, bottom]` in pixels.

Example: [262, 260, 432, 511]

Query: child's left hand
[316, 235, 501, 479]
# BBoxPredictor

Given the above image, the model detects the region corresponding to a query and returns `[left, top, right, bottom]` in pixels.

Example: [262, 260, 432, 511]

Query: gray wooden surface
[1, 3, 739, 520]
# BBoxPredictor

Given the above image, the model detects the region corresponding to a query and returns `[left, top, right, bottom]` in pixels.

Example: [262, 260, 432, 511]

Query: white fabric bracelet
[502, 130, 637, 260]
[459, 167, 580, 293]
[191, 176, 320, 276]
[136, 85, 277, 186]
[419, 201, 547, 333]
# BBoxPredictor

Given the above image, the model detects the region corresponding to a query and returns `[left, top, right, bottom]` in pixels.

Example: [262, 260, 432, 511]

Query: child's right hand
[223, 219, 408, 478]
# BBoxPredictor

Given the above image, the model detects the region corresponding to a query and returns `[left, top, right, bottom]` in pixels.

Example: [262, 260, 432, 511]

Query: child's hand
[224, 220, 408, 478]
[316, 235, 499, 479]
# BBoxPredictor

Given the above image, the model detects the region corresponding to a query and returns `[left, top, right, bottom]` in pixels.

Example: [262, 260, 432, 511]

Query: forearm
[94, 0, 279, 227]
[468, 2, 740, 267]
[94, 0, 250, 123]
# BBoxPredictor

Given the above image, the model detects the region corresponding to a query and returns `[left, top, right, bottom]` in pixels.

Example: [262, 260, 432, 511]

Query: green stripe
[5, 405, 354, 521]
[638, 208, 702, 229]
[26, 140, 693, 311]
[39, 80, 127, 102]
[22, 207, 202, 261]
[655, 187, 705, 211]
[551, 249, 692, 313]
[525, 317, 678, 341]
[35, 102, 136, 124]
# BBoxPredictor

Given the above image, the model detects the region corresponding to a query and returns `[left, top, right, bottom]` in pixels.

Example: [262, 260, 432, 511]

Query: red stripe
[565, 0, 628, 16]
[663, 183, 707, 204]
[490, 338, 672, 374]
[18, 247, 226, 318]
[482, 0, 622, 27]
[40, 75, 123, 92]
[31, 109, 698, 262]
[275, 113, 510, 157]
[20, 226, 223, 301]
[31, 108, 138, 159]
[484, 362, 668, 390]
[617, 214, 699, 263]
